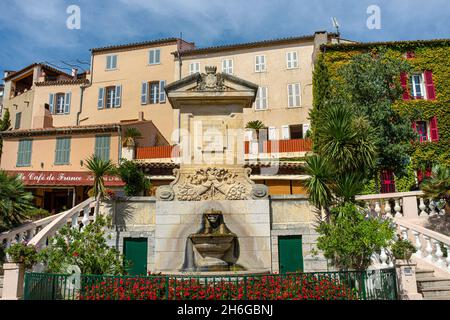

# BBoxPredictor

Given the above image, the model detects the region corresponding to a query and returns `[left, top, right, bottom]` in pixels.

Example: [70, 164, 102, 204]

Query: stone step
[417, 277, 450, 290]
[420, 286, 450, 298]
[415, 268, 435, 280]
[423, 295, 450, 300]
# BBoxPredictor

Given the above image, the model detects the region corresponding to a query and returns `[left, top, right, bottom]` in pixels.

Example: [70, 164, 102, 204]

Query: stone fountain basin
[190, 234, 235, 259]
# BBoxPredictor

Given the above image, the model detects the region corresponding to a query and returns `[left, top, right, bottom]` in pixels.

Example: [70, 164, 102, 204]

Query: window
[255, 55, 266, 72]
[289, 124, 303, 139]
[142, 80, 166, 104]
[149, 49, 161, 65]
[106, 55, 117, 70]
[49, 92, 71, 114]
[222, 59, 233, 74]
[14, 112, 22, 129]
[416, 121, 428, 142]
[380, 170, 395, 193]
[95, 135, 111, 161]
[54, 137, 71, 165]
[98, 85, 121, 109]
[17, 139, 32, 167]
[287, 83, 301, 107]
[286, 51, 298, 69]
[410, 74, 425, 99]
[255, 87, 268, 110]
[189, 62, 200, 75]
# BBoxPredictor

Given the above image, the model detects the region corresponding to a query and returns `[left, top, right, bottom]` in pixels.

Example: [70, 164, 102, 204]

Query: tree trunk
[94, 192, 100, 220]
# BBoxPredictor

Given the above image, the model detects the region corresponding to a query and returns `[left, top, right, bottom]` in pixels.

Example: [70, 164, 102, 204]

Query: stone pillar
[402, 196, 419, 219]
[395, 260, 422, 300]
[1, 263, 25, 300]
[122, 145, 135, 160]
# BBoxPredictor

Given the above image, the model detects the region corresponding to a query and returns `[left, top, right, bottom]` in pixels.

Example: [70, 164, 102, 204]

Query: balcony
[135, 139, 312, 161]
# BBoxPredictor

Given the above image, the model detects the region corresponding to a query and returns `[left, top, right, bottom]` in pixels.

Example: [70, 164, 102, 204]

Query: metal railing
[24, 269, 397, 300]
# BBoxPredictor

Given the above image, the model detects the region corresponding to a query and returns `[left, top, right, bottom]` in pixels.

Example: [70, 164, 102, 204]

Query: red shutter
[406, 51, 415, 59]
[424, 71, 436, 100]
[400, 72, 410, 100]
[417, 170, 423, 183]
[411, 121, 417, 132]
[380, 170, 395, 193]
[430, 116, 439, 141]
[425, 167, 432, 178]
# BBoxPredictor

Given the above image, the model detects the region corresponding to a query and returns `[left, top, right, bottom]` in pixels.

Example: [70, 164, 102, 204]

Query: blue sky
[0, 0, 449, 75]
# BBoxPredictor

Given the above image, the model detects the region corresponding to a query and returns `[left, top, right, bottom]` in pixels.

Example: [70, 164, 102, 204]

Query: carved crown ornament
[155, 167, 268, 201]
[195, 66, 227, 91]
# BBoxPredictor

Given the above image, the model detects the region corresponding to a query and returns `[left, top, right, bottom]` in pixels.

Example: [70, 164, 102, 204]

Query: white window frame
[222, 59, 233, 74]
[287, 83, 301, 108]
[149, 49, 161, 65]
[286, 51, 299, 69]
[106, 55, 117, 70]
[255, 55, 266, 73]
[105, 86, 116, 109]
[55, 93, 65, 114]
[255, 86, 268, 110]
[189, 62, 200, 75]
[411, 73, 427, 99]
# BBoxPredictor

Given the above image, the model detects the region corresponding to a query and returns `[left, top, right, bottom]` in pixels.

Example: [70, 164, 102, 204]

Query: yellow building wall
[0, 133, 120, 172]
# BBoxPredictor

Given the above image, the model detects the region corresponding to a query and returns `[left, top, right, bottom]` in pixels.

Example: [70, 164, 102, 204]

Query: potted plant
[5, 242, 38, 270]
[122, 127, 142, 148]
[245, 120, 266, 140]
[391, 237, 416, 261]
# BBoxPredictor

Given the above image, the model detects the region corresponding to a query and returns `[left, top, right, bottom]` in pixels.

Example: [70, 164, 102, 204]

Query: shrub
[27, 208, 52, 220]
[391, 238, 416, 260]
[6, 242, 38, 270]
[117, 159, 151, 196]
[316, 203, 395, 271]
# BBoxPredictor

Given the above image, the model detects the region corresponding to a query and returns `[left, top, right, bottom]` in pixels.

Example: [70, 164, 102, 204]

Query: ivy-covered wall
[319, 40, 450, 170]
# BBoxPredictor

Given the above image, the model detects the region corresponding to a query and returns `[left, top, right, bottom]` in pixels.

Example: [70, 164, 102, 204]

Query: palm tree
[245, 120, 266, 140]
[0, 170, 34, 231]
[122, 127, 142, 147]
[421, 164, 450, 214]
[85, 156, 117, 218]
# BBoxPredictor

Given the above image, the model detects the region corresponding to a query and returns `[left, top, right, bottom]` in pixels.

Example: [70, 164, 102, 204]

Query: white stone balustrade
[356, 190, 447, 220]
[0, 198, 95, 252]
[394, 219, 450, 273]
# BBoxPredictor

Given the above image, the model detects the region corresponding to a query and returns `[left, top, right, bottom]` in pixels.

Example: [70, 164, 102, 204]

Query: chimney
[71, 68, 78, 79]
[312, 31, 328, 64]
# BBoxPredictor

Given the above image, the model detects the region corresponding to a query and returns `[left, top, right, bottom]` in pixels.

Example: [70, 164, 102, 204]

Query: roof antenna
[331, 17, 340, 43]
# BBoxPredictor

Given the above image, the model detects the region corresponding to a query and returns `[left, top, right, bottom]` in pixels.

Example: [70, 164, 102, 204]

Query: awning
[6, 170, 124, 187]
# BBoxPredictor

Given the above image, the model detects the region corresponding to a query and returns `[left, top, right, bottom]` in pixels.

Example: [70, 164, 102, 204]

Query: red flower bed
[79, 274, 358, 300]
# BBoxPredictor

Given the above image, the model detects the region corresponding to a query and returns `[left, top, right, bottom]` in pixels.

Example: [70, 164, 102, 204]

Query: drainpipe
[76, 54, 94, 125]
[118, 125, 122, 163]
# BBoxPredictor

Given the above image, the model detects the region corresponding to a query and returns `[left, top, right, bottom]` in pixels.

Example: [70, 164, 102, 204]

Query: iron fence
[24, 268, 397, 300]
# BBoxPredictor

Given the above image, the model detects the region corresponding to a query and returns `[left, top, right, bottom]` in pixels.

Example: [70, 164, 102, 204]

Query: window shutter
[114, 85, 122, 107]
[64, 92, 71, 114]
[112, 55, 117, 69]
[268, 127, 277, 140]
[302, 123, 310, 138]
[104, 136, 111, 160]
[98, 87, 104, 109]
[430, 116, 439, 142]
[380, 170, 395, 193]
[411, 121, 417, 132]
[293, 51, 298, 67]
[65, 138, 71, 163]
[400, 72, 410, 100]
[424, 71, 436, 100]
[141, 82, 148, 105]
[106, 56, 111, 69]
[155, 49, 160, 63]
[149, 50, 154, 64]
[281, 125, 290, 140]
[49, 93, 54, 113]
[55, 139, 60, 164]
[245, 130, 253, 141]
[159, 80, 166, 103]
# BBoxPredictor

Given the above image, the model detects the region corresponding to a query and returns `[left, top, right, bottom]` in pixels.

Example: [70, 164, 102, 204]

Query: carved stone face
[206, 214, 220, 227]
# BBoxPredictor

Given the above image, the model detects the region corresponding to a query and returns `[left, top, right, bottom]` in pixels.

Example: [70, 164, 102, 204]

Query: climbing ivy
[318, 40, 450, 171]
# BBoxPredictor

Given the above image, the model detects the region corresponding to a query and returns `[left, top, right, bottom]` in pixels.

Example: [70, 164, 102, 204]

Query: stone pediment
[165, 66, 258, 98]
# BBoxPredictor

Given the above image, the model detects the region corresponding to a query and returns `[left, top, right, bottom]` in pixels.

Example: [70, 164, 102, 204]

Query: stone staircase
[416, 268, 450, 300]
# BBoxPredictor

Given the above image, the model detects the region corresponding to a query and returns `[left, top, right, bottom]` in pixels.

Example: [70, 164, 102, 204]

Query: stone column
[394, 260, 422, 300]
[1, 263, 25, 300]
[402, 196, 419, 219]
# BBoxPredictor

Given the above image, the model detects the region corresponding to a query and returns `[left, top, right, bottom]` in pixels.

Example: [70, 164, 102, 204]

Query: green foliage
[0, 170, 34, 231]
[85, 155, 116, 199]
[27, 207, 52, 220]
[122, 127, 142, 147]
[421, 164, 450, 213]
[395, 163, 417, 192]
[6, 242, 38, 270]
[320, 43, 450, 174]
[391, 238, 416, 260]
[316, 203, 395, 271]
[0, 108, 11, 158]
[38, 215, 125, 275]
[245, 120, 265, 130]
[117, 159, 151, 196]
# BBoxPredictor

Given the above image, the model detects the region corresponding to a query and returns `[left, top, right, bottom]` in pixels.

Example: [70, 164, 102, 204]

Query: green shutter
[55, 137, 71, 164]
[95, 135, 110, 161]
[17, 139, 32, 167]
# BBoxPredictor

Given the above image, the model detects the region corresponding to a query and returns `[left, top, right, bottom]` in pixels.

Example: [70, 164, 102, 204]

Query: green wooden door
[123, 238, 148, 275]
[278, 235, 303, 273]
